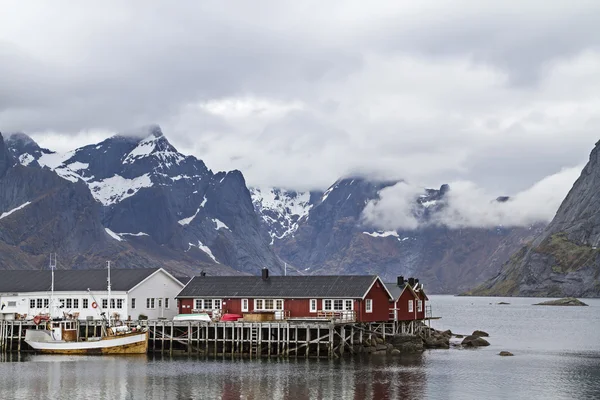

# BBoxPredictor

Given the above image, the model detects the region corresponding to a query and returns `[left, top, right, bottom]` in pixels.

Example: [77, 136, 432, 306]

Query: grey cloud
[0, 0, 599, 201]
[362, 165, 583, 230]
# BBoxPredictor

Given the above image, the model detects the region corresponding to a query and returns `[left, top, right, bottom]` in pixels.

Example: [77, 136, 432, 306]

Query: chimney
[200, 271, 206, 277]
[397, 276, 405, 287]
[262, 268, 269, 280]
[408, 277, 415, 287]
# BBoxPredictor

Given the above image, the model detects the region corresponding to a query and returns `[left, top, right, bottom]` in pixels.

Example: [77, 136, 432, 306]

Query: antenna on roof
[284, 262, 287, 276]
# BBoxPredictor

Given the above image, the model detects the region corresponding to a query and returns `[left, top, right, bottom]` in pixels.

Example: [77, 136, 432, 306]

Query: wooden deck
[1, 318, 431, 358]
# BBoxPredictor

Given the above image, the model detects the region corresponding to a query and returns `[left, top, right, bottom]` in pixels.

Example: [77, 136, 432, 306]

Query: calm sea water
[1, 295, 599, 399]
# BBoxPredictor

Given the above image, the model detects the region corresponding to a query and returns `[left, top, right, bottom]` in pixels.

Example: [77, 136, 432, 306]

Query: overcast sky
[2, 1, 599, 202]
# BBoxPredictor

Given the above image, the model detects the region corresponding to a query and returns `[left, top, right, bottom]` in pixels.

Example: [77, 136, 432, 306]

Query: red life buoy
[92, 302, 98, 309]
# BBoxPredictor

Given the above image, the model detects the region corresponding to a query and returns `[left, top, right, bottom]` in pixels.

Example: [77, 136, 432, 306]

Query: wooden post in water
[285, 325, 290, 356]
[305, 327, 310, 358]
[152, 321, 156, 352]
[159, 321, 164, 353]
[317, 326, 320, 358]
[328, 325, 333, 358]
[17, 321, 22, 353]
[169, 322, 174, 356]
[187, 322, 192, 353]
[9, 321, 14, 352]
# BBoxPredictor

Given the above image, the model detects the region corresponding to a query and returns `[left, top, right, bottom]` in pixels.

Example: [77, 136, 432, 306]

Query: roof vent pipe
[262, 268, 269, 280]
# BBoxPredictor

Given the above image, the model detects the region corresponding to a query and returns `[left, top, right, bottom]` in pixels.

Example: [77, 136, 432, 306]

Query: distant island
[533, 297, 588, 306]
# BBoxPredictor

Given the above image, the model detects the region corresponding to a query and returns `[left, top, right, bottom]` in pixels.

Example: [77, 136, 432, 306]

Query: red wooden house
[385, 276, 428, 321]
[176, 269, 393, 322]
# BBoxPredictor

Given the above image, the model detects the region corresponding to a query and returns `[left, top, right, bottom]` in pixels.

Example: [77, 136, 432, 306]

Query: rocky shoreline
[352, 326, 494, 356]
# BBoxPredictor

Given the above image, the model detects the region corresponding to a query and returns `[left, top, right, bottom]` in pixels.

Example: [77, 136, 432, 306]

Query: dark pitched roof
[0, 268, 160, 293]
[174, 276, 192, 285]
[177, 275, 383, 299]
[384, 282, 419, 301]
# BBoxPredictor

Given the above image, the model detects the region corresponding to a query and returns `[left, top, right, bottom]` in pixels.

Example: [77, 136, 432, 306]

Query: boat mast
[50, 253, 57, 319]
[107, 261, 111, 327]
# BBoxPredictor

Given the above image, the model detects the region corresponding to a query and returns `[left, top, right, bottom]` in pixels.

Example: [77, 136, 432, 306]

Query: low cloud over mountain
[362, 166, 582, 230]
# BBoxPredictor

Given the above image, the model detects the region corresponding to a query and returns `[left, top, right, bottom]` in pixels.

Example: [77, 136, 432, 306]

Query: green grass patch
[536, 233, 598, 273]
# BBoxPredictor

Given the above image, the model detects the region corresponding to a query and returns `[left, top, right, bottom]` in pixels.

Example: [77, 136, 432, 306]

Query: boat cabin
[48, 320, 78, 342]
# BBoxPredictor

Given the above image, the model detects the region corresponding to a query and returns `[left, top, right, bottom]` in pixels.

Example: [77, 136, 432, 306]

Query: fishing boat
[25, 258, 149, 355]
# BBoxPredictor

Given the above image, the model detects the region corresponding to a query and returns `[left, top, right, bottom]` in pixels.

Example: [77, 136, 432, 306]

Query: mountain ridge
[469, 140, 600, 297]
[1, 127, 283, 276]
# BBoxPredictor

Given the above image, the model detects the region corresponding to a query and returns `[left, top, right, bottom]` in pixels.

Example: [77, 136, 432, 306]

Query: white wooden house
[0, 268, 185, 321]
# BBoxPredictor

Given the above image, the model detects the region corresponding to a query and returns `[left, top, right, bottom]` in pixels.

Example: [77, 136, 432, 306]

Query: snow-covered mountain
[252, 177, 543, 293]
[1, 126, 545, 293]
[1, 126, 283, 275]
[250, 187, 322, 244]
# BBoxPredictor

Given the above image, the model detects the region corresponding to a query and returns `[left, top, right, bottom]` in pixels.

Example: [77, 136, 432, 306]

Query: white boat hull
[173, 313, 211, 322]
[25, 330, 148, 354]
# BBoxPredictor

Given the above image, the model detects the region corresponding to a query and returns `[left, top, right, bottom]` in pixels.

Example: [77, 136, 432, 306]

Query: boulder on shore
[461, 335, 490, 347]
[472, 330, 489, 337]
[533, 297, 588, 306]
[423, 336, 450, 349]
[390, 334, 424, 353]
[499, 351, 514, 356]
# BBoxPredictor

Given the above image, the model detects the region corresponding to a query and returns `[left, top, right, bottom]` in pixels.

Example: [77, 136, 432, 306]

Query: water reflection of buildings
[1, 354, 426, 399]
[215, 355, 426, 400]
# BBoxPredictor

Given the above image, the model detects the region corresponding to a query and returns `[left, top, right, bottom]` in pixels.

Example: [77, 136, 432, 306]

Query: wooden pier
[0, 319, 429, 358]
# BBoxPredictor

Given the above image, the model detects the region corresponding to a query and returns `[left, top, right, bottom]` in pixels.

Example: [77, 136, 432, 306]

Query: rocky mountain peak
[470, 140, 600, 297]
[6, 132, 39, 149]
[0, 132, 14, 178]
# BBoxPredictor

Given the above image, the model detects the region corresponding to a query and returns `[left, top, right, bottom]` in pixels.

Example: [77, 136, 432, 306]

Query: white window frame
[322, 299, 353, 311]
[66, 298, 72, 309]
[417, 300, 423, 312]
[194, 299, 222, 310]
[102, 299, 108, 309]
[73, 299, 79, 309]
[366, 299, 373, 313]
[408, 300, 414, 313]
[131, 298, 135, 309]
[44, 299, 49, 308]
[30, 299, 35, 309]
[310, 299, 317, 313]
[37, 298, 43, 309]
[344, 300, 353, 311]
[242, 299, 249, 312]
[165, 298, 169, 309]
[116, 299, 123, 309]
[82, 299, 88, 309]
[147, 298, 155, 309]
[254, 299, 284, 311]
